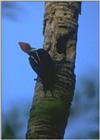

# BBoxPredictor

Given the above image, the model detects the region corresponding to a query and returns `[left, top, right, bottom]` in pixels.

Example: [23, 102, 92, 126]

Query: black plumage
[29, 49, 55, 92]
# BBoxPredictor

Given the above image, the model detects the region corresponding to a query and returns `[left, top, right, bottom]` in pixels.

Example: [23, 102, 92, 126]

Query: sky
[2, 1, 99, 138]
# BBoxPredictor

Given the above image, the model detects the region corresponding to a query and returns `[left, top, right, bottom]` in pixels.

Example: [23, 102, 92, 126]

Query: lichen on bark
[26, 2, 81, 139]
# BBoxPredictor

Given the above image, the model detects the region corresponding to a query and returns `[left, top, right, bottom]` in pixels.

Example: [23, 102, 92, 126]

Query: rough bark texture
[26, 2, 81, 139]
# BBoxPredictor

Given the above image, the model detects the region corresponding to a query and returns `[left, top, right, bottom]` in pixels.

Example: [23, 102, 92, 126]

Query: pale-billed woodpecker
[19, 42, 55, 95]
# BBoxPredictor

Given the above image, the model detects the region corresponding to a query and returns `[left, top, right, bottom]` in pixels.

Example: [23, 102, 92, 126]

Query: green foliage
[2, 121, 15, 139]
[2, 106, 27, 139]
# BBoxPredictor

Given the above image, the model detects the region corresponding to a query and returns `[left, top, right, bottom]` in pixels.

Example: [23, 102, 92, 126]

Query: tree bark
[26, 2, 81, 139]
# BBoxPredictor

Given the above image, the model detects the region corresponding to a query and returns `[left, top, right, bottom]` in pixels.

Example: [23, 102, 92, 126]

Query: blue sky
[2, 1, 99, 138]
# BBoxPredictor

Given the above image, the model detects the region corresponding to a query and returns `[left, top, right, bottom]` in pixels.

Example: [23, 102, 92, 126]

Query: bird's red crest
[19, 42, 31, 53]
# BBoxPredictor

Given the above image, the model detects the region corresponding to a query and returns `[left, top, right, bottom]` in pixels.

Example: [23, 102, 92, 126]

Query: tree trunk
[26, 2, 81, 139]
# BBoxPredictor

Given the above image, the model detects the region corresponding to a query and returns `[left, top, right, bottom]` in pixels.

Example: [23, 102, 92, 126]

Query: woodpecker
[19, 42, 55, 95]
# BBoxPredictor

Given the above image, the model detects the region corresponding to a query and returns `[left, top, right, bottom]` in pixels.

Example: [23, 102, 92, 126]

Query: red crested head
[19, 42, 31, 54]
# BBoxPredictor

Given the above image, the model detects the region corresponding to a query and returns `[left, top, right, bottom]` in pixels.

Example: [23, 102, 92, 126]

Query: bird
[19, 42, 55, 96]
